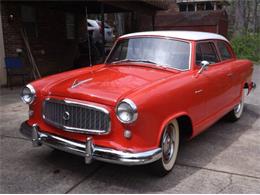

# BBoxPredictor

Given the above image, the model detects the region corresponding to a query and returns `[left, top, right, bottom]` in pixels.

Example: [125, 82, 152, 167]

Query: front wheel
[226, 88, 247, 122]
[150, 119, 180, 176]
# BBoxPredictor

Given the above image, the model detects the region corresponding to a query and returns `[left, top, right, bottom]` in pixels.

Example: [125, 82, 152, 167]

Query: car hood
[42, 65, 175, 106]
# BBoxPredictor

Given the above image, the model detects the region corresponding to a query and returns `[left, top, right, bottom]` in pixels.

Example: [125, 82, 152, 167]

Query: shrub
[231, 33, 260, 63]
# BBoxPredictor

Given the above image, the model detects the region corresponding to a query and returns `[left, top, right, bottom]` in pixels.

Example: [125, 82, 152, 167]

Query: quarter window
[217, 41, 232, 60]
[196, 42, 219, 65]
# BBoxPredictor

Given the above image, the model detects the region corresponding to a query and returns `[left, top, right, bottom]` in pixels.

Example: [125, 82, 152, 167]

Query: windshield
[106, 37, 191, 70]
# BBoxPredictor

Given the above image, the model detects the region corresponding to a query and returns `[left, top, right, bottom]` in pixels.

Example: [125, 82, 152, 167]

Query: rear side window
[217, 41, 232, 60]
[196, 42, 220, 65]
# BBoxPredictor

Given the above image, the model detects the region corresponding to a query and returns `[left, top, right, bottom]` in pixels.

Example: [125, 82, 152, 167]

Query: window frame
[195, 40, 221, 66]
[105, 36, 192, 72]
[215, 40, 235, 62]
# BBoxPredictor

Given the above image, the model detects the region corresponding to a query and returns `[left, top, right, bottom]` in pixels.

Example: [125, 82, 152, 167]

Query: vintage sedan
[20, 31, 256, 176]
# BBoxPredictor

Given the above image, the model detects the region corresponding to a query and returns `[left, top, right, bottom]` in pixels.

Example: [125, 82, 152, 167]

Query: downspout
[86, 7, 92, 66]
[100, 2, 105, 61]
[0, 4, 7, 86]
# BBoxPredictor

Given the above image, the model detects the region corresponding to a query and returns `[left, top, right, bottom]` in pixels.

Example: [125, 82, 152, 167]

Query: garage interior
[0, 0, 169, 87]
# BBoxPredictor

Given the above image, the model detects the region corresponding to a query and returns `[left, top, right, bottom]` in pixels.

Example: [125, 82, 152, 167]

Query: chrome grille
[42, 99, 110, 134]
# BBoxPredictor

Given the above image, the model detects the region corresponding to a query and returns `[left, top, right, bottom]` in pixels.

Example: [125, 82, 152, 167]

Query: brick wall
[1, 2, 86, 83]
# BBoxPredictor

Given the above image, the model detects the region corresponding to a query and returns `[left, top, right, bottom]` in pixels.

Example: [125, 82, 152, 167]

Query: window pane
[66, 13, 75, 40]
[197, 3, 205, 11]
[21, 6, 37, 39]
[196, 42, 219, 64]
[179, 4, 187, 12]
[196, 45, 203, 65]
[217, 41, 232, 60]
[107, 38, 190, 71]
[188, 4, 195, 11]
[206, 2, 214, 10]
[21, 6, 36, 22]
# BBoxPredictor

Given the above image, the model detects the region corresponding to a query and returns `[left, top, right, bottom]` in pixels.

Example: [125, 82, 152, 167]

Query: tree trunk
[253, 0, 258, 33]
[233, 0, 246, 36]
[245, 0, 251, 33]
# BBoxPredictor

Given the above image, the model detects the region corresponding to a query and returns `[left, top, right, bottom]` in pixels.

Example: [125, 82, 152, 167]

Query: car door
[188, 44, 210, 128]
[196, 41, 230, 119]
[215, 40, 238, 102]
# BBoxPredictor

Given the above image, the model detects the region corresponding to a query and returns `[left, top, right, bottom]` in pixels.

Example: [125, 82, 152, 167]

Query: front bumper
[20, 122, 162, 165]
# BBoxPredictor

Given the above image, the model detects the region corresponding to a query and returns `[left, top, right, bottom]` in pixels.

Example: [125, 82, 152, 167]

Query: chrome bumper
[252, 82, 256, 90]
[20, 122, 162, 165]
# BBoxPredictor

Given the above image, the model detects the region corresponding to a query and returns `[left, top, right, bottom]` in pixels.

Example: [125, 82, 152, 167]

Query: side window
[217, 41, 232, 60]
[196, 42, 219, 65]
[107, 40, 128, 63]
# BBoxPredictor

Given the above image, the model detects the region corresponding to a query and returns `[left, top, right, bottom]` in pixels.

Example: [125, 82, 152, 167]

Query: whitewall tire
[226, 88, 247, 122]
[151, 119, 180, 176]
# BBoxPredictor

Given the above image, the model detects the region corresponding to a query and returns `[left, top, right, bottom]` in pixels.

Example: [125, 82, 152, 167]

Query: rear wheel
[151, 119, 180, 176]
[226, 88, 247, 122]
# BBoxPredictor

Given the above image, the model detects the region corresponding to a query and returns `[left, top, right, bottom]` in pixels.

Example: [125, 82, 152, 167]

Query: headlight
[116, 99, 138, 124]
[20, 84, 36, 104]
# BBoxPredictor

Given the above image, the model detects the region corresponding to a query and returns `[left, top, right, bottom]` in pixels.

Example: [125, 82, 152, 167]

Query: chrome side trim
[20, 122, 162, 166]
[42, 98, 111, 135]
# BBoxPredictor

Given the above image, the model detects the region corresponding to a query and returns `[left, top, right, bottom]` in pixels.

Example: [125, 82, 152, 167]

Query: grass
[231, 33, 260, 64]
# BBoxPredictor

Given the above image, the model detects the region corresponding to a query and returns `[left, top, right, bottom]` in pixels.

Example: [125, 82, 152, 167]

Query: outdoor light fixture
[8, 14, 15, 23]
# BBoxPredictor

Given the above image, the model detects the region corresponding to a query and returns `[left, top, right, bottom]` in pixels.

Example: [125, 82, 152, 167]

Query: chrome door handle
[227, 73, 233, 77]
[195, 89, 203, 94]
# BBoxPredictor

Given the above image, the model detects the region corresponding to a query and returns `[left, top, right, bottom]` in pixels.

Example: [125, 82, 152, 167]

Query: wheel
[226, 88, 247, 122]
[150, 119, 180, 176]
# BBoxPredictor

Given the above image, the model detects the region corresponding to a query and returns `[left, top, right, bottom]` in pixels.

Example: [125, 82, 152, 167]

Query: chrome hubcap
[162, 124, 175, 163]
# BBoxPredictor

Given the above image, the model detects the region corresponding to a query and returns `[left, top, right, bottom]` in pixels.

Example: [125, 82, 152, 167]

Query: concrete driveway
[1, 66, 260, 193]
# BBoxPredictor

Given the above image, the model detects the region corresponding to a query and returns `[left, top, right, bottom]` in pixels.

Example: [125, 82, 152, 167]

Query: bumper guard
[20, 122, 162, 165]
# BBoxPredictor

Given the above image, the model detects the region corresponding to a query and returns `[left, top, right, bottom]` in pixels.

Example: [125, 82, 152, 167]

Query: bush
[231, 33, 260, 63]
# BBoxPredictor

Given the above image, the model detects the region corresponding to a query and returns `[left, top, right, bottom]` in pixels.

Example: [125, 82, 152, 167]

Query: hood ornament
[71, 78, 93, 88]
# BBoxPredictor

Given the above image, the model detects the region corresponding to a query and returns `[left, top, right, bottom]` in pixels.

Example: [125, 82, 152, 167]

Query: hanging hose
[86, 7, 92, 66]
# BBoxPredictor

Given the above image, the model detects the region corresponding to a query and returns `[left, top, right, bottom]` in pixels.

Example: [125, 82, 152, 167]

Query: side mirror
[198, 60, 209, 74]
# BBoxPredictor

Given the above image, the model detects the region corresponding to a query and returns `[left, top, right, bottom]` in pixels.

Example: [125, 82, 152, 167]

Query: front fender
[156, 111, 192, 147]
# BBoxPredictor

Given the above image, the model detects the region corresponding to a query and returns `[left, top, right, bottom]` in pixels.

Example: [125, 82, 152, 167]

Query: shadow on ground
[18, 103, 258, 193]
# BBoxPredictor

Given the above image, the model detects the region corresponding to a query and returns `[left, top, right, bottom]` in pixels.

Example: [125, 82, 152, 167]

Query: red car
[20, 31, 256, 176]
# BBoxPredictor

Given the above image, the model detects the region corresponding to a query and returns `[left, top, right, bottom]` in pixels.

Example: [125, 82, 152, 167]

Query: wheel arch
[156, 112, 193, 146]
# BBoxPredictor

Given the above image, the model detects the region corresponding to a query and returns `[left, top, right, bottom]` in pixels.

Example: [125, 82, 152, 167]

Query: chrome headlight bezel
[116, 99, 138, 124]
[20, 84, 36, 105]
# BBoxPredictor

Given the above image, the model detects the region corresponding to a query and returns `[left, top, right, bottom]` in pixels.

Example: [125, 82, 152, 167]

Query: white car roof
[120, 31, 229, 42]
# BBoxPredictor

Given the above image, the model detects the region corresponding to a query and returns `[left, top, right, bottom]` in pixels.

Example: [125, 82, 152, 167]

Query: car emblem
[63, 111, 70, 121]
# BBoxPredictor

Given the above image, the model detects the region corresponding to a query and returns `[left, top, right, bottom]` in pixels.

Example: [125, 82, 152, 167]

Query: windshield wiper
[111, 59, 136, 64]
[133, 59, 157, 64]
[111, 59, 157, 65]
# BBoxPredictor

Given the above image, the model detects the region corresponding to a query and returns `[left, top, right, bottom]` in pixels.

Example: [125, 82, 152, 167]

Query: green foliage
[231, 33, 260, 63]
